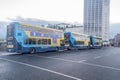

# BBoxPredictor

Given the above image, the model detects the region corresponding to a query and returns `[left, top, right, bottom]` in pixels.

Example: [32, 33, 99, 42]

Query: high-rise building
[84, 0, 110, 41]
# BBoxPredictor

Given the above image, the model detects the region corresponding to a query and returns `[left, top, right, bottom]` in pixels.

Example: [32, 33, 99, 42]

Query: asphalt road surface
[0, 47, 120, 80]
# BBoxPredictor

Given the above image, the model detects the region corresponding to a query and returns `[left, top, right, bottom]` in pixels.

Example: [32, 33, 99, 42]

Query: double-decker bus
[64, 32, 102, 50]
[89, 36, 102, 49]
[7, 22, 65, 53]
[64, 32, 90, 50]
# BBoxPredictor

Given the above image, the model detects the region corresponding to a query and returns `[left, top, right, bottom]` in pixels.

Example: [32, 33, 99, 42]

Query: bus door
[90, 36, 95, 47]
[64, 33, 70, 46]
[7, 25, 15, 52]
[64, 33, 73, 48]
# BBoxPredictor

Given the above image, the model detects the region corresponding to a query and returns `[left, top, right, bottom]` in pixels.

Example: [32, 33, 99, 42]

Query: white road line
[0, 58, 82, 80]
[27, 55, 86, 63]
[82, 62, 120, 71]
[0, 52, 19, 56]
[78, 60, 87, 63]
[27, 55, 120, 71]
[94, 56, 101, 59]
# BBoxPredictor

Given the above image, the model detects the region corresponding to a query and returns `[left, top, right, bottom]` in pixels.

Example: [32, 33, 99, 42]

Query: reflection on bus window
[75, 41, 84, 45]
[25, 38, 51, 45]
[48, 39, 51, 45]
[38, 39, 42, 44]
[60, 40, 65, 46]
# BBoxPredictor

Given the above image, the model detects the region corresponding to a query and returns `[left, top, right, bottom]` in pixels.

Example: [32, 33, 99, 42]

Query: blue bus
[7, 22, 65, 53]
[64, 32, 102, 50]
[89, 36, 102, 49]
[64, 32, 90, 50]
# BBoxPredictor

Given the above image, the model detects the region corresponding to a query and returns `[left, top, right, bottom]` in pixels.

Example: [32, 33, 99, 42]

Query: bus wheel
[30, 48, 36, 54]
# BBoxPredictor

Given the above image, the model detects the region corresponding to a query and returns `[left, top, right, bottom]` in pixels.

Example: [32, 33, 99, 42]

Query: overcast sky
[0, 0, 120, 23]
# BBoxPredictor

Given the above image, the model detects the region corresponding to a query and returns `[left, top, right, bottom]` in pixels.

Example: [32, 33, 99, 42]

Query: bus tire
[30, 48, 36, 54]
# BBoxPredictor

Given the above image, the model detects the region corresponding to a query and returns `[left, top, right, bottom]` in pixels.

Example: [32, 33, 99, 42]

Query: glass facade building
[84, 0, 110, 41]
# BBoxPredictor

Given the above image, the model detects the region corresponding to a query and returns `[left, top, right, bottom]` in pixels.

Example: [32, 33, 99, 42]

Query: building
[0, 38, 6, 51]
[84, 0, 110, 42]
[0, 38, 6, 43]
[111, 34, 120, 47]
[109, 38, 115, 46]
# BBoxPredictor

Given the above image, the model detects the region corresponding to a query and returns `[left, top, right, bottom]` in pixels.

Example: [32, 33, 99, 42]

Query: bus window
[75, 41, 84, 45]
[60, 40, 65, 46]
[24, 39, 29, 44]
[79, 41, 84, 45]
[64, 33, 70, 45]
[95, 42, 100, 45]
[75, 41, 77, 44]
[42, 39, 47, 45]
[7, 42, 12, 45]
[47, 39, 51, 45]
[28, 39, 32, 44]
[44, 39, 47, 45]
[38, 39, 42, 44]
[25, 38, 37, 44]
[41, 39, 44, 45]
[7, 37, 13, 40]
[32, 39, 36, 44]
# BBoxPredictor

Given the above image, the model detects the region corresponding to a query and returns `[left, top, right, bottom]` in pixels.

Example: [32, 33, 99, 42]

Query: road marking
[27, 55, 86, 63]
[27, 55, 120, 71]
[94, 56, 101, 59]
[0, 58, 82, 80]
[0, 52, 20, 56]
[81, 62, 120, 71]
[78, 60, 86, 63]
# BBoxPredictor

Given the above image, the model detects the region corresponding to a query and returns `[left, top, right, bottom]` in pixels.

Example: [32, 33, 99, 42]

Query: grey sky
[0, 0, 120, 23]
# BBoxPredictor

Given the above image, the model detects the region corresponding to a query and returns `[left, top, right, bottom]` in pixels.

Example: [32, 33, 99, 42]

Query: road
[0, 47, 120, 80]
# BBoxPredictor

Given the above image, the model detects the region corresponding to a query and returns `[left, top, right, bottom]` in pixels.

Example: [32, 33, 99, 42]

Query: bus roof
[93, 36, 102, 39]
[71, 32, 89, 37]
[17, 22, 64, 32]
[65, 32, 102, 39]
